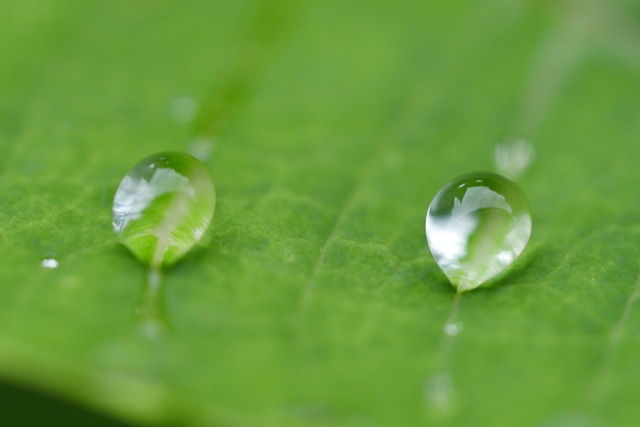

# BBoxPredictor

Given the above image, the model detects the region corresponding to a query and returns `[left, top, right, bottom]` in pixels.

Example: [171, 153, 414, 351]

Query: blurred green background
[1, 0, 640, 426]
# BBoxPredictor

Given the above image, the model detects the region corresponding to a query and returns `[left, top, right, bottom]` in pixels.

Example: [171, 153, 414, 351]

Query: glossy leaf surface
[1, 1, 640, 426]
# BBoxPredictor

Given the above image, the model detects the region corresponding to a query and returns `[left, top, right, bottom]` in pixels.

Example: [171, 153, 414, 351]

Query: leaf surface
[1, 1, 640, 426]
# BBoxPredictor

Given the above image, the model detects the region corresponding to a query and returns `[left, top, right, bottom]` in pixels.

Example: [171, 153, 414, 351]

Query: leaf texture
[1, 0, 640, 426]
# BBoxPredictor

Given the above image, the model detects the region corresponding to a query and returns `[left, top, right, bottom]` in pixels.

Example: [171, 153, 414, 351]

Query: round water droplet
[443, 321, 463, 337]
[113, 152, 216, 268]
[426, 172, 532, 292]
[170, 96, 198, 123]
[424, 372, 457, 419]
[41, 258, 59, 269]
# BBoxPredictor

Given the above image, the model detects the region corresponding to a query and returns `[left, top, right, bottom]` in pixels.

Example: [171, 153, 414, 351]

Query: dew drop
[113, 152, 216, 268]
[443, 321, 462, 337]
[170, 96, 198, 123]
[41, 258, 59, 269]
[426, 172, 532, 292]
[188, 137, 215, 162]
[424, 372, 457, 419]
[494, 138, 535, 180]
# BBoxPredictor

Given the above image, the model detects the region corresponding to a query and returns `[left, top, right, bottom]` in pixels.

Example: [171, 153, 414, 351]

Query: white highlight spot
[424, 372, 457, 419]
[494, 138, 535, 180]
[41, 258, 59, 269]
[188, 138, 215, 162]
[112, 168, 194, 233]
[171, 96, 198, 123]
[443, 321, 463, 337]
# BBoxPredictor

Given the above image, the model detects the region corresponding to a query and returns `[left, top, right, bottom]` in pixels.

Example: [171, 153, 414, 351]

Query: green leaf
[1, 0, 640, 426]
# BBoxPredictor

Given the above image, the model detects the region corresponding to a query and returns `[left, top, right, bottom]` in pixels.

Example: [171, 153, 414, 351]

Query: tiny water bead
[424, 372, 457, 419]
[443, 321, 463, 337]
[426, 172, 532, 292]
[494, 138, 535, 180]
[113, 152, 216, 268]
[170, 96, 198, 123]
[41, 258, 59, 269]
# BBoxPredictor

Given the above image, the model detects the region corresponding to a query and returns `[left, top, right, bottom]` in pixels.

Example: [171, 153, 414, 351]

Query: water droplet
[494, 138, 535, 180]
[41, 258, 59, 269]
[443, 321, 462, 336]
[170, 96, 198, 123]
[426, 172, 532, 292]
[188, 137, 215, 162]
[113, 152, 216, 268]
[424, 372, 457, 419]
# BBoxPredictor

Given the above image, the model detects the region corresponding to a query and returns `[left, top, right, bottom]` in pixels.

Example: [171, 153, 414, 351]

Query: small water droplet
[188, 137, 215, 162]
[41, 258, 59, 269]
[170, 96, 198, 123]
[494, 138, 535, 180]
[113, 152, 216, 268]
[426, 172, 532, 291]
[424, 373, 456, 419]
[443, 321, 463, 336]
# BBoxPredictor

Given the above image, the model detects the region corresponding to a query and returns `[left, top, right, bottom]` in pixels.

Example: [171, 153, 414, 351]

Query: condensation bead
[426, 172, 532, 291]
[113, 152, 216, 268]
